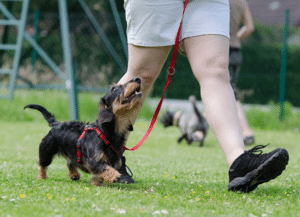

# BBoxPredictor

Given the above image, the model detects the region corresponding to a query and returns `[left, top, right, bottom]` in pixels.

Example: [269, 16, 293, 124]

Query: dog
[24, 77, 142, 186]
[160, 95, 209, 147]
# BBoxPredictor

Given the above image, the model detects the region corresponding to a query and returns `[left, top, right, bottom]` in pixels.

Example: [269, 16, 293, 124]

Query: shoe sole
[228, 148, 289, 193]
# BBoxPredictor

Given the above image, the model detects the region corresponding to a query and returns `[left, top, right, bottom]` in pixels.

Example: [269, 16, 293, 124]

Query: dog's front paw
[91, 176, 103, 186]
[68, 171, 81, 181]
[113, 176, 121, 183]
[91, 167, 121, 186]
[68, 173, 81, 181]
[100, 168, 121, 184]
[37, 175, 48, 180]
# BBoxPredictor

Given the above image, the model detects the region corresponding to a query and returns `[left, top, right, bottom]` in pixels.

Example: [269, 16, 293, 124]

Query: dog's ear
[100, 97, 107, 107]
[128, 124, 133, 131]
[97, 103, 114, 124]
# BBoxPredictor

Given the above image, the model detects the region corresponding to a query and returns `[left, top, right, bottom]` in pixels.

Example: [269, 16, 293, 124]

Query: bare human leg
[115, 45, 172, 183]
[184, 35, 244, 166]
[118, 45, 172, 125]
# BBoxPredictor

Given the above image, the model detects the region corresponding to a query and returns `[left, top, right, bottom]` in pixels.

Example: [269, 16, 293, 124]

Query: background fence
[1, 0, 300, 106]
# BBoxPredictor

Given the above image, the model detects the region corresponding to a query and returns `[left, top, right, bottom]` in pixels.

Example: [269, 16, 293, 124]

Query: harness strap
[77, 126, 120, 164]
[122, 0, 189, 151]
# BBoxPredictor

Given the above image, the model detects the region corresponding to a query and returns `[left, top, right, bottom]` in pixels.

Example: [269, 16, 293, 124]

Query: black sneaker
[116, 156, 135, 184]
[228, 144, 289, 193]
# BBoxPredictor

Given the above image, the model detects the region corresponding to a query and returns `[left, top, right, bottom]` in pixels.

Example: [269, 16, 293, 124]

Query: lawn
[0, 119, 300, 216]
[0, 90, 300, 216]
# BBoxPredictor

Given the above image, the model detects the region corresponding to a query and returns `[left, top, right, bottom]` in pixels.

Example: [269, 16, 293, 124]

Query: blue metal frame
[1, 0, 129, 121]
[31, 9, 39, 72]
[0, 0, 78, 120]
[0, 0, 29, 99]
[58, 0, 78, 120]
[109, 0, 128, 60]
[279, 8, 290, 121]
[77, 0, 127, 73]
[0, 2, 66, 80]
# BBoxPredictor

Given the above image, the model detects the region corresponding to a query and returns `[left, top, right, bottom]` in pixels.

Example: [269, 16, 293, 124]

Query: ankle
[227, 149, 244, 167]
[243, 133, 254, 137]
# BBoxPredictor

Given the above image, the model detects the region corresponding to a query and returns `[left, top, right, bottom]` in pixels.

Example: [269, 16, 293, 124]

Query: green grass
[1, 90, 300, 131]
[0, 120, 300, 217]
[1, 89, 300, 216]
[246, 101, 300, 131]
[0, 89, 159, 123]
[0, 89, 102, 122]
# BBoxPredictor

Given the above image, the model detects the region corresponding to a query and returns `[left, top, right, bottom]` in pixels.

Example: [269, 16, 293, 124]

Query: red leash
[123, 0, 189, 151]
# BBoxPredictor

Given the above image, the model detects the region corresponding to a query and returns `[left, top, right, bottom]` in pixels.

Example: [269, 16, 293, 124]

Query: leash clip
[168, 67, 175, 75]
[85, 125, 93, 130]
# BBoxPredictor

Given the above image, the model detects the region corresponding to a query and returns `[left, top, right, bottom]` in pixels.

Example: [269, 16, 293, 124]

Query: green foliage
[238, 44, 300, 106]
[0, 89, 100, 122]
[3, 6, 300, 106]
[246, 101, 300, 131]
[151, 49, 200, 100]
[152, 22, 300, 106]
[0, 89, 154, 122]
[1, 90, 300, 132]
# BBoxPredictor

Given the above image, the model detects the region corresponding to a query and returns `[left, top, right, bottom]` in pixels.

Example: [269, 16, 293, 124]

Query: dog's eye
[111, 86, 116, 91]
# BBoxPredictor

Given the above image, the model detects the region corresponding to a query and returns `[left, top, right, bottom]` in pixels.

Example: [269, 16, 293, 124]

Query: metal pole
[279, 8, 289, 121]
[0, 2, 66, 80]
[109, 0, 128, 59]
[31, 9, 39, 73]
[7, 0, 29, 99]
[58, 0, 78, 120]
[77, 0, 127, 73]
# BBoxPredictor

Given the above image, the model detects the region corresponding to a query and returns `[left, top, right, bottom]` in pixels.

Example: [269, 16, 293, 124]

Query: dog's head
[160, 111, 175, 127]
[97, 77, 143, 133]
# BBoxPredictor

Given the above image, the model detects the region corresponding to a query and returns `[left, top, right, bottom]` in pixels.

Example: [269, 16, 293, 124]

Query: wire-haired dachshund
[24, 77, 142, 186]
[160, 95, 209, 147]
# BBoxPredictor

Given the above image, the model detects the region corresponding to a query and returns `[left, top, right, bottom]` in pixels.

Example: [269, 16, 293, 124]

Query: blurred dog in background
[160, 95, 209, 147]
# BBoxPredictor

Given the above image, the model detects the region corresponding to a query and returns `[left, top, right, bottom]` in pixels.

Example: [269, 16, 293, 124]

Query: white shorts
[124, 0, 230, 47]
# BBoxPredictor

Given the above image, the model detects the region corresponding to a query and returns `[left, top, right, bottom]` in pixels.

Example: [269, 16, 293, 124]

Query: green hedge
[238, 45, 300, 106]
[151, 50, 201, 100]
[152, 23, 300, 107]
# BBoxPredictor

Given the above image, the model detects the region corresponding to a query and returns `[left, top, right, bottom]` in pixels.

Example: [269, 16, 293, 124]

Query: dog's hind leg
[38, 166, 48, 180]
[66, 159, 81, 181]
[38, 136, 59, 179]
[186, 138, 193, 145]
[177, 134, 187, 143]
[191, 131, 205, 147]
[199, 139, 204, 147]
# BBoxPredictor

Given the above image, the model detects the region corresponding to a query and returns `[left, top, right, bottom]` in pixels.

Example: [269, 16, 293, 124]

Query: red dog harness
[77, 125, 120, 163]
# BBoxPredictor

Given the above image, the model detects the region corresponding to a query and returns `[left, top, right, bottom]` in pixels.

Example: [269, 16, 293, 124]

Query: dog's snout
[132, 77, 141, 84]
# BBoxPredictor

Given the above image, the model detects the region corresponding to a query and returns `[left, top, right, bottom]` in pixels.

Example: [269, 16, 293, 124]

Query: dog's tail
[24, 104, 59, 128]
[189, 95, 206, 124]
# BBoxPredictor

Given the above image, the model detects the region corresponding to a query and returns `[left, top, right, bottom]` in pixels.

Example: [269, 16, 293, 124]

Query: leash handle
[123, 0, 189, 151]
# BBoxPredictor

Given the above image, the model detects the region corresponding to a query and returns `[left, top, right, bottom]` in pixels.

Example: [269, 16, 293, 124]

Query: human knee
[128, 65, 161, 90]
[193, 56, 230, 83]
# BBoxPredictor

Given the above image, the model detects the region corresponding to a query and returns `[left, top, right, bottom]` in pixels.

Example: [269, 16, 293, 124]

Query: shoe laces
[125, 165, 133, 177]
[247, 144, 269, 155]
[119, 161, 134, 177]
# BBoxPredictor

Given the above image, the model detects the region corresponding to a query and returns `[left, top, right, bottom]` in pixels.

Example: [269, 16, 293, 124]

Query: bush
[152, 22, 300, 107]
[246, 101, 300, 131]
